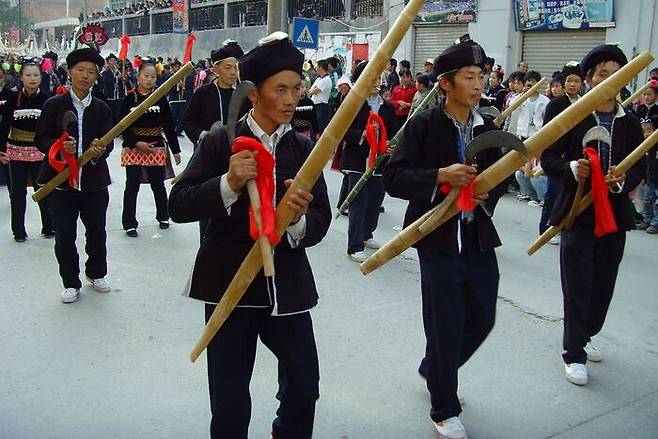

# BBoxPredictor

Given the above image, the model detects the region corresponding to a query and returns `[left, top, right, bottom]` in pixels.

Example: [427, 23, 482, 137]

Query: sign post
[292, 17, 319, 50]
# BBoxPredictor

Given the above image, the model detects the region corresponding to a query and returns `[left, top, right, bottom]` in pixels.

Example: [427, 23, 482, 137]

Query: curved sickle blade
[478, 106, 502, 120]
[582, 126, 612, 148]
[226, 80, 256, 144]
[62, 110, 78, 135]
[464, 130, 527, 164]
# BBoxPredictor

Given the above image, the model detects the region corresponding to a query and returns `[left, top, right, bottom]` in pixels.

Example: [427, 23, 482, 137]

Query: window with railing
[152, 12, 174, 33]
[352, 0, 382, 18]
[190, 4, 224, 30]
[228, 0, 267, 27]
[288, 0, 345, 19]
[126, 14, 151, 35]
[103, 19, 124, 38]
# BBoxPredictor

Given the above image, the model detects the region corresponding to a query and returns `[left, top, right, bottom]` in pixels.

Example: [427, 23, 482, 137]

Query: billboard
[173, 0, 190, 33]
[413, 0, 477, 24]
[514, 0, 615, 31]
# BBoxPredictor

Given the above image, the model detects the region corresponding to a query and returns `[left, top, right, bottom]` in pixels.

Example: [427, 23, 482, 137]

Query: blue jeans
[642, 181, 658, 227]
[515, 170, 547, 201]
[347, 173, 385, 254]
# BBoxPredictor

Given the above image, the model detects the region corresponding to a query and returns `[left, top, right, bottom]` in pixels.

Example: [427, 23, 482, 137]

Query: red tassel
[119, 35, 131, 60]
[48, 132, 79, 188]
[183, 34, 197, 64]
[440, 181, 475, 212]
[231, 136, 280, 245]
[365, 111, 388, 168]
[582, 147, 618, 237]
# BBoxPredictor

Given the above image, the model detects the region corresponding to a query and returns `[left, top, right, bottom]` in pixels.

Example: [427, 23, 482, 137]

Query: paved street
[1, 136, 657, 439]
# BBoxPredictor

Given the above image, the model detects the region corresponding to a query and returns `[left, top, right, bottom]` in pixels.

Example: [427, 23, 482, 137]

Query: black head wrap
[239, 32, 303, 85]
[66, 47, 104, 71]
[211, 40, 244, 64]
[433, 34, 487, 77]
[581, 44, 628, 77]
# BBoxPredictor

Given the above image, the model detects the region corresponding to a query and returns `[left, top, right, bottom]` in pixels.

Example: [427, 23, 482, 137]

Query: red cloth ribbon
[183, 34, 197, 64]
[582, 147, 618, 237]
[48, 131, 79, 188]
[365, 111, 388, 168]
[439, 180, 475, 212]
[119, 35, 131, 60]
[231, 136, 280, 246]
[55, 85, 69, 95]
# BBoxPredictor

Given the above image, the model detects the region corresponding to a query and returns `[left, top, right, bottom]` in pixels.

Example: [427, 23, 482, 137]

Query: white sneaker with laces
[349, 251, 367, 263]
[60, 288, 80, 303]
[434, 416, 467, 439]
[363, 238, 381, 249]
[528, 200, 540, 207]
[585, 342, 602, 362]
[87, 277, 111, 293]
[549, 235, 560, 245]
[565, 363, 588, 386]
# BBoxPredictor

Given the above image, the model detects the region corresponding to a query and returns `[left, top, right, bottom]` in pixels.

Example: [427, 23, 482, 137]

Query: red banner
[172, 0, 189, 34]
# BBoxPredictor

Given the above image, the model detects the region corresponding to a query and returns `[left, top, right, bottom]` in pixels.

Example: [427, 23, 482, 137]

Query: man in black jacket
[541, 44, 645, 387]
[169, 32, 330, 439]
[383, 35, 504, 439]
[34, 47, 114, 304]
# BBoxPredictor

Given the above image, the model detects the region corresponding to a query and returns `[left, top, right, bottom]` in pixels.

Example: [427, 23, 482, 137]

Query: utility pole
[18, 0, 22, 41]
[266, 0, 282, 34]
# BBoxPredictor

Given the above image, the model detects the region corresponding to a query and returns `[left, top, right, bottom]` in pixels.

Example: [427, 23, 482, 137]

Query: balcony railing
[352, 0, 382, 18]
[228, 0, 267, 27]
[190, 4, 224, 30]
[288, 0, 345, 20]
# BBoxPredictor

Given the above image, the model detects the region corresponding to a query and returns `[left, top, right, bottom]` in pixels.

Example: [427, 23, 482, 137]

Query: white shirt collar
[70, 89, 92, 108]
[245, 110, 292, 152]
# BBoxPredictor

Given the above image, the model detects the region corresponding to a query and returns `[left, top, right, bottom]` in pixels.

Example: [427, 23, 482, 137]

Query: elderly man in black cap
[383, 35, 505, 439]
[541, 44, 645, 387]
[34, 47, 114, 304]
[169, 32, 330, 439]
[183, 39, 249, 241]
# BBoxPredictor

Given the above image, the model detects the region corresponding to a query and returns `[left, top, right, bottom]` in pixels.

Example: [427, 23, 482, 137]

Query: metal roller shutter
[521, 30, 606, 78]
[412, 25, 468, 75]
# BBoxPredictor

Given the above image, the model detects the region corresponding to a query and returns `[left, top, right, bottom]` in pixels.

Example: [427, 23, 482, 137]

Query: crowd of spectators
[83, 0, 173, 21]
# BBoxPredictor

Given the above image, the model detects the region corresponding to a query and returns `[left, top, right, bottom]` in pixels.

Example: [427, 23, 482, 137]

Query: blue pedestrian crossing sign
[292, 18, 319, 50]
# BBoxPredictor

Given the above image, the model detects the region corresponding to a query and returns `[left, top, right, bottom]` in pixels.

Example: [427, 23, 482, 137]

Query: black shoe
[159, 221, 169, 230]
[126, 228, 138, 237]
[14, 236, 27, 242]
[379, 205, 385, 214]
[42, 230, 55, 239]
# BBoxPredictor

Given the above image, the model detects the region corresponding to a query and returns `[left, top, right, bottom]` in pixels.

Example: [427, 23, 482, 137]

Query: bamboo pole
[527, 126, 658, 255]
[190, 0, 430, 363]
[493, 77, 547, 127]
[359, 51, 655, 275]
[621, 79, 654, 108]
[335, 82, 441, 218]
[33, 62, 195, 202]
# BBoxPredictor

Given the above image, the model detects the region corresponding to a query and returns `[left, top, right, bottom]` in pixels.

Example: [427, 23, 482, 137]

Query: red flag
[582, 147, 618, 237]
[119, 35, 131, 60]
[231, 136, 279, 246]
[365, 111, 388, 168]
[183, 33, 197, 64]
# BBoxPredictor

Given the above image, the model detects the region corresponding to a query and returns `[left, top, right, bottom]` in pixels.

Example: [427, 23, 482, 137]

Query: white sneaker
[434, 416, 467, 439]
[363, 238, 381, 249]
[585, 342, 602, 362]
[60, 288, 79, 303]
[549, 235, 560, 245]
[565, 363, 588, 386]
[528, 200, 540, 207]
[348, 251, 367, 263]
[87, 277, 111, 293]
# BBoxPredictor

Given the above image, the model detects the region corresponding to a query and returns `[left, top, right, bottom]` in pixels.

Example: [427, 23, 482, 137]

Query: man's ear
[248, 87, 258, 105]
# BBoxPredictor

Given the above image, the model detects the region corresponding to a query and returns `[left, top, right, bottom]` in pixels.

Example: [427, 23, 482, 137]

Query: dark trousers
[560, 225, 625, 364]
[346, 173, 385, 254]
[336, 174, 349, 209]
[539, 176, 561, 234]
[107, 99, 121, 124]
[315, 103, 329, 134]
[0, 162, 10, 190]
[8, 160, 53, 238]
[122, 165, 168, 230]
[418, 223, 499, 422]
[50, 188, 109, 289]
[170, 101, 186, 135]
[205, 305, 319, 439]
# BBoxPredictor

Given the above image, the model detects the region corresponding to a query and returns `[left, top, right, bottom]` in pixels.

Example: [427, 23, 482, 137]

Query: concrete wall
[467, 0, 516, 76]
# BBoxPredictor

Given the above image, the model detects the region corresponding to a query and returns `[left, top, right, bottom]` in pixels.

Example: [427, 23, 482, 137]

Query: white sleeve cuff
[220, 174, 240, 210]
[286, 215, 307, 248]
[569, 160, 579, 182]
